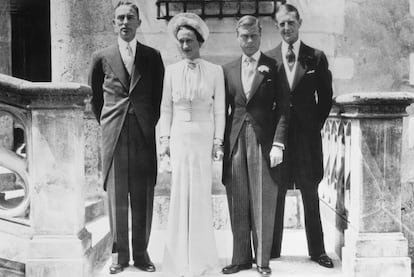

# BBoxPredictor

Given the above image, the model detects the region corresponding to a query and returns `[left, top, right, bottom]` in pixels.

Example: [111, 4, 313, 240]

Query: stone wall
[0, 3, 11, 76]
[335, 0, 414, 95]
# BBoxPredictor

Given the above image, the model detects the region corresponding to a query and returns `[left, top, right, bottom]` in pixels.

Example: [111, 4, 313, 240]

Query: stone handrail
[0, 74, 89, 108]
[320, 92, 414, 277]
[0, 73, 93, 277]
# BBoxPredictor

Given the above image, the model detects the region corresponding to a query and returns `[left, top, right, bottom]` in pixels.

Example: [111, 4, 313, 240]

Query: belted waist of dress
[173, 110, 212, 122]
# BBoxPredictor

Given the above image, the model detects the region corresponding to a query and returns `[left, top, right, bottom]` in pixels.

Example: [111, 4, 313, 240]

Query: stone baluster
[337, 92, 414, 277]
[0, 74, 92, 277]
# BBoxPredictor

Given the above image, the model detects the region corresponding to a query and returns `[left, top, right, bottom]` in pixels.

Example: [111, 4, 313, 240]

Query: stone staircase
[85, 198, 113, 274]
[0, 198, 111, 277]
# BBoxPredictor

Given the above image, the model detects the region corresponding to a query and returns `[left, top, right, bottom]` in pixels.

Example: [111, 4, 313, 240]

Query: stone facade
[336, 0, 414, 95]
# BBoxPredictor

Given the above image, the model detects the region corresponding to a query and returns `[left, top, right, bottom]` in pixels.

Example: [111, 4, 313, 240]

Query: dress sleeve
[213, 65, 226, 141]
[159, 66, 173, 138]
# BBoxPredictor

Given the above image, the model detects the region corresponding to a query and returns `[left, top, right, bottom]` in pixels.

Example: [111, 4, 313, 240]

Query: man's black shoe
[222, 263, 252, 274]
[134, 261, 156, 272]
[310, 253, 334, 268]
[109, 263, 129, 274]
[257, 266, 272, 275]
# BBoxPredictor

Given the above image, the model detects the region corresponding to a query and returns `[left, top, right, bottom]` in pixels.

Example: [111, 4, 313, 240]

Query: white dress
[159, 59, 225, 277]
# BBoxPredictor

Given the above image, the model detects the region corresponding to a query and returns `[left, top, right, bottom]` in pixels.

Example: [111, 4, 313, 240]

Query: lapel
[273, 44, 290, 92]
[106, 45, 130, 91]
[129, 42, 144, 94]
[229, 57, 247, 102]
[246, 52, 266, 103]
[291, 42, 308, 92]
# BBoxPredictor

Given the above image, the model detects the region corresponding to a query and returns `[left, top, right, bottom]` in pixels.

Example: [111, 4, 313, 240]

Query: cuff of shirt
[213, 138, 224, 146]
[272, 142, 285, 150]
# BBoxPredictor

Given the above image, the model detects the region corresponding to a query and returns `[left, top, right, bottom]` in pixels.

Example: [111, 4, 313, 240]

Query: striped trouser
[226, 122, 279, 267]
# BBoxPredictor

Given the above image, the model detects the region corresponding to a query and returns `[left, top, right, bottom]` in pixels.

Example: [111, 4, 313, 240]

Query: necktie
[124, 44, 134, 76]
[243, 56, 255, 98]
[286, 44, 295, 71]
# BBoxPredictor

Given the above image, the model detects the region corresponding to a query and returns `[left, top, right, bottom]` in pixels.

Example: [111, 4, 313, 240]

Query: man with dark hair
[222, 15, 289, 275]
[89, 1, 164, 274]
[266, 3, 334, 269]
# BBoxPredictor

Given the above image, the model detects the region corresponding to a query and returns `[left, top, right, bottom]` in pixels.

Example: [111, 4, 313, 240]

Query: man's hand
[269, 145, 283, 168]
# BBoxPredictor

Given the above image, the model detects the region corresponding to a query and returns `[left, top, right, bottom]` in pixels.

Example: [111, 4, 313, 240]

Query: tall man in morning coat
[266, 3, 334, 268]
[89, 1, 164, 274]
[222, 15, 289, 276]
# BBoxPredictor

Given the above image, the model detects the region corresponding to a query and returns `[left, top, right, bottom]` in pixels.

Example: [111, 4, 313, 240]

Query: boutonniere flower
[257, 65, 270, 73]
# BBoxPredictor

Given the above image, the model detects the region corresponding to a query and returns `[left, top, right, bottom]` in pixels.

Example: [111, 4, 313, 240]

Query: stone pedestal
[26, 108, 90, 276]
[26, 86, 91, 277]
[336, 92, 414, 277]
[0, 74, 92, 277]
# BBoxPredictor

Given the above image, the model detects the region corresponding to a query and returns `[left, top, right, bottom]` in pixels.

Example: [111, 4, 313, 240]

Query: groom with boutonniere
[221, 15, 290, 276]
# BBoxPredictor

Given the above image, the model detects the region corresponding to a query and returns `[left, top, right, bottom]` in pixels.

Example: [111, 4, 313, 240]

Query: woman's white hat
[167, 13, 209, 43]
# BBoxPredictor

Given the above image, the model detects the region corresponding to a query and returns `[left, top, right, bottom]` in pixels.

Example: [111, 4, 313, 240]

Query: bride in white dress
[159, 13, 225, 277]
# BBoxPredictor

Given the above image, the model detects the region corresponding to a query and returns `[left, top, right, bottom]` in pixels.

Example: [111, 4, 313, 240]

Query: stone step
[86, 215, 112, 275]
[0, 267, 24, 277]
[85, 198, 106, 224]
[0, 218, 31, 276]
[95, 229, 342, 277]
[0, 257, 24, 277]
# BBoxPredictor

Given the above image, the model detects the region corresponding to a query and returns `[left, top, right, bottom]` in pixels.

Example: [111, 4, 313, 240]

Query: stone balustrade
[320, 92, 414, 277]
[0, 74, 97, 277]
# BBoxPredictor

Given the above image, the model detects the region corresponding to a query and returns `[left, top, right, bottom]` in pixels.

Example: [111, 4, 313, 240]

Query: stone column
[11, 82, 92, 277]
[50, 0, 113, 83]
[337, 92, 414, 277]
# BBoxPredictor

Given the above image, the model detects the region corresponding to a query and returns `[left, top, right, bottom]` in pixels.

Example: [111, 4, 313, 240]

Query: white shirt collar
[118, 37, 137, 55]
[242, 50, 261, 63]
[281, 38, 301, 56]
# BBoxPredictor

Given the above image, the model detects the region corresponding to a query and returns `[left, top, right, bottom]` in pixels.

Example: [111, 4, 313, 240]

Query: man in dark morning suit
[89, 1, 164, 274]
[266, 3, 334, 268]
[221, 16, 289, 276]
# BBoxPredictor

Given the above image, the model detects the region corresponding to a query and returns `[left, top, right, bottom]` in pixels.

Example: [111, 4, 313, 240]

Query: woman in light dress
[159, 13, 226, 277]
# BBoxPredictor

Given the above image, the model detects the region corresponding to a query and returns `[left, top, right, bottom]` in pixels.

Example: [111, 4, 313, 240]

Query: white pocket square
[306, 70, 315, 74]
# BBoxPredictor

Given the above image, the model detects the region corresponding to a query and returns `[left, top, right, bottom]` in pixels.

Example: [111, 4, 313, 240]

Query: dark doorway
[11, 0, 51, 81]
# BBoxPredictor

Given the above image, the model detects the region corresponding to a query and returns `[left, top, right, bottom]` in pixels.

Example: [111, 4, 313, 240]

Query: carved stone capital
[334, 92, 414, 118]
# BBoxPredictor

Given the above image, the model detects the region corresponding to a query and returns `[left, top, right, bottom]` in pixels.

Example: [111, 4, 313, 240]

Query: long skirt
[162, 119, 219, 277]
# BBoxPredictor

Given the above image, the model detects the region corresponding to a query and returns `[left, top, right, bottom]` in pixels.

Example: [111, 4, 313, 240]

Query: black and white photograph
[0, 0, 414, 276]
